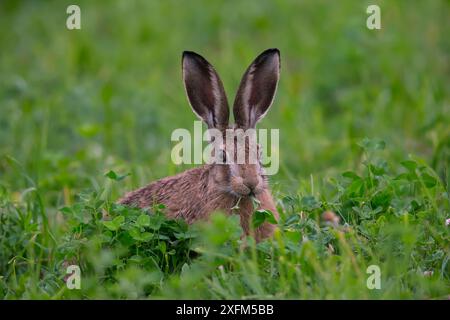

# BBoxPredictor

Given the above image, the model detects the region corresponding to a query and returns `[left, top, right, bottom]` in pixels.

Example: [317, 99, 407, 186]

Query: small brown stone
[322, 211, 340, 225]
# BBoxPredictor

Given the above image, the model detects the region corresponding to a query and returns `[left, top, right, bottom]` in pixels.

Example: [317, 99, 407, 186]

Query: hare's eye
[220, 149, 227, 164]
[214, 148, 227, 164]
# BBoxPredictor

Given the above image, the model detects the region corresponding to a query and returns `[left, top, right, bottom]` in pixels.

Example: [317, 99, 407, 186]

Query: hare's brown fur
[118, 165, 278, 241]
[119, 49, 281, 241]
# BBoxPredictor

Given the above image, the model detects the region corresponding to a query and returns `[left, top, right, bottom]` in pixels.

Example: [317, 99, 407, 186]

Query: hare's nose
[243, 179, 258, 192]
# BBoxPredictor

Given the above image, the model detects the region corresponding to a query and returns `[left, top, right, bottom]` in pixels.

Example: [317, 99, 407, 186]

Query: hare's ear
[182, 51, 229, 130]
[233, 48, 280, 129]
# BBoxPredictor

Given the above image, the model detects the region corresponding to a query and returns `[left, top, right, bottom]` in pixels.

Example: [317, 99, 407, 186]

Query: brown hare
[119, 48, 281, 242]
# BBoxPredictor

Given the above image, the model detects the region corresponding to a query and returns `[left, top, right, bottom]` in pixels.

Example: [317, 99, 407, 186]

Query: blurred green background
[0, 0, 449, 300]
[0, 0, 448, 208]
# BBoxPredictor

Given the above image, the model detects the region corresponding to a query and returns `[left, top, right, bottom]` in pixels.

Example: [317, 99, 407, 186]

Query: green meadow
[0, 0, 448, 299]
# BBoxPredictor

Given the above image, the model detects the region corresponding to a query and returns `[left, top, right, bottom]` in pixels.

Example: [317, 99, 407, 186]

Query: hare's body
[119, 166, 226, 222]
[119, 49, 281, 241]
[118, 165, 278, 241]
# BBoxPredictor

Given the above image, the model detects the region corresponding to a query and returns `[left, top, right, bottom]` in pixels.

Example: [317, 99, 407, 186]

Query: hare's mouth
[228, 189, 243, 198]
[226, 188, 248, 198]
[235, 192, 252, 198]
[229, 186, 261, 198]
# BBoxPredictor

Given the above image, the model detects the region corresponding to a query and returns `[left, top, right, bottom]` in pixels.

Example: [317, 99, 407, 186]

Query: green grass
[0, 0, 449, 299]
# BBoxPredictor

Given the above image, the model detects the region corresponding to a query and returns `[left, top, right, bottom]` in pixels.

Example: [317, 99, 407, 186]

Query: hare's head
[182, 49, 280, 198]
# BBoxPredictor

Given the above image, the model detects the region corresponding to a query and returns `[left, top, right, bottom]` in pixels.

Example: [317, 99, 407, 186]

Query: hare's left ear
[182, 51, 229, 130]
[233, 48, 280, 129]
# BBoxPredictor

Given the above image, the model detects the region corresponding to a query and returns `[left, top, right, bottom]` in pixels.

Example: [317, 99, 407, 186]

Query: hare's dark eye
[214, 148, 227, 164]
[220, 149, 227, 164]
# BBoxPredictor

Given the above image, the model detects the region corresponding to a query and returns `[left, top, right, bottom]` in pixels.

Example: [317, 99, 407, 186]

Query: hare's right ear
[182, 51, 229, 130]
[233, 49, 280, 129]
